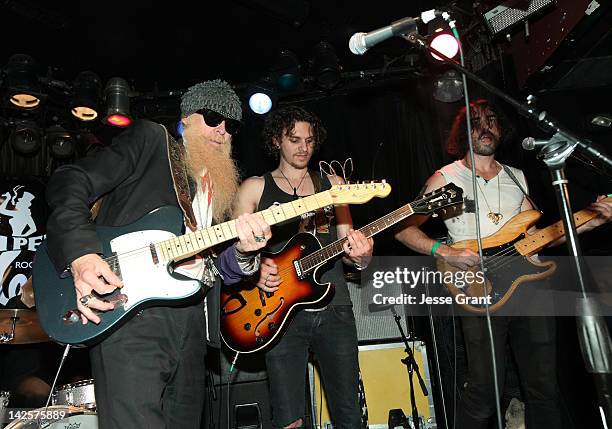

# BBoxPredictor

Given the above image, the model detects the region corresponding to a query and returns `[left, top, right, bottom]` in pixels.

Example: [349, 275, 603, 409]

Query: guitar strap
[164, 125, 199, 232]
[501, 164, 541, 212]
[309, 170, 322, 194]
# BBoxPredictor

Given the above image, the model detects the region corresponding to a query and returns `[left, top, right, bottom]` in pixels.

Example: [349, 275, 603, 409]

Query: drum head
[52, 379, 96, 409]
[4, 405, 97, 429]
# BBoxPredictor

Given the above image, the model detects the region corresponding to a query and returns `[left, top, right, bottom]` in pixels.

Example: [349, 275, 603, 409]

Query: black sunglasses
[197, 108, 241, 135]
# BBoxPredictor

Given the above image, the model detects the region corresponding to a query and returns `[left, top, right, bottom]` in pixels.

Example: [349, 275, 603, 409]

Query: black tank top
[257, 172, 351, 306]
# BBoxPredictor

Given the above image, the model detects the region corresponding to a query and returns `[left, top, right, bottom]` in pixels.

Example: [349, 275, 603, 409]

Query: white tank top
[438, 160, 528, 243]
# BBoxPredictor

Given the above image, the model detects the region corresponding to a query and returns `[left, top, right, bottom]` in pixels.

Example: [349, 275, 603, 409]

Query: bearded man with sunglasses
[44, 79, 272, 429]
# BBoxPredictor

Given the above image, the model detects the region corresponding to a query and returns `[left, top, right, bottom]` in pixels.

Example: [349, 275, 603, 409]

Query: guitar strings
[262, 200, 420, 279]
[98, 188, 453, 279]
[99, 188, 347, 267]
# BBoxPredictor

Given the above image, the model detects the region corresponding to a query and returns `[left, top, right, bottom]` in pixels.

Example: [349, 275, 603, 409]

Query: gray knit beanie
[180, 79, 242, 121]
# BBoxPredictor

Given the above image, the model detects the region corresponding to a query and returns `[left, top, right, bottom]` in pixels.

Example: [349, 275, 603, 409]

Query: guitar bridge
[109, 252, 122, 280]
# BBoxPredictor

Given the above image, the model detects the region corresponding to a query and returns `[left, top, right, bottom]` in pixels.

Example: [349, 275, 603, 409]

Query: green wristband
[430, 240, 442, 257]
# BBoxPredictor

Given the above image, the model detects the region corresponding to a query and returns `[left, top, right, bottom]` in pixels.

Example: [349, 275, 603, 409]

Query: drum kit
[1, 309, 98, 429]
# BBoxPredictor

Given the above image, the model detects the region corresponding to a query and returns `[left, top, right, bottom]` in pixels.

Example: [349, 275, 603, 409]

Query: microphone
[521, 137, 550, 151]
[349, 9, 446, 55]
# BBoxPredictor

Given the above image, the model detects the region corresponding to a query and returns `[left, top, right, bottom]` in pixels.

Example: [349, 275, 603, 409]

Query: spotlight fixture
[10, 120, 42, 155]
[483, 0, 556, 39]
[270, 50, 301, 92]
[5, 54, 42, 109]
[428, 18, 460, 61]
[71, 71, 102, 122]
[103, 77, 132, 127]
[246, 82, 276, 115]
[590, 114, 612, 128]
[46, 125, 75, 158]
[433, 70, 463, 102]
[311, 42, 341, 90]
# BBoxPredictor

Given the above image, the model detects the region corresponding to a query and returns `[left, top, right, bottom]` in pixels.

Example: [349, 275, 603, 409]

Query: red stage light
[105, 114, 132, 127]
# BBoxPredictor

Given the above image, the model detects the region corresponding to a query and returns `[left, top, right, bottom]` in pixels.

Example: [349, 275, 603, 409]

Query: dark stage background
[1, 1, 612, 428]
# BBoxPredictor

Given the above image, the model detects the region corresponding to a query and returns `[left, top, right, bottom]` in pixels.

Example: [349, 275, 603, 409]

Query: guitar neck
[158, 191, 334, 261]
[515, 207, 601, 255]
[299, 203, 415, 272]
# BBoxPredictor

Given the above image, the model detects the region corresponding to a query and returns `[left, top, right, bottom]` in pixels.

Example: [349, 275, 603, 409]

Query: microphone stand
[390, 305, 429, 429]
[404, 31, 612, 427]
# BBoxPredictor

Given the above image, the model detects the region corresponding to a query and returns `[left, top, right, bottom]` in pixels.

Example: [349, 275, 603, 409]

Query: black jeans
[89, 302, 207, 429]
[265, 305, 361, 429]
[457, 316, 560, 429]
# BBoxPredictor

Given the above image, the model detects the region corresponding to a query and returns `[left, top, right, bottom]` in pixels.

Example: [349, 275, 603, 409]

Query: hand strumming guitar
[434, 245, 480, 271]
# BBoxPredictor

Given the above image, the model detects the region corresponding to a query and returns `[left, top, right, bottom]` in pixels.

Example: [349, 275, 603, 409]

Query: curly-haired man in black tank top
[234, 106, 373, 428]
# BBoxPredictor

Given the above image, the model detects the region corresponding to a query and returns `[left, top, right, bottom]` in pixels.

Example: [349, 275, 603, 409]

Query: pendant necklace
[476, 173, 503, 225]
[278, 168, 309, 197]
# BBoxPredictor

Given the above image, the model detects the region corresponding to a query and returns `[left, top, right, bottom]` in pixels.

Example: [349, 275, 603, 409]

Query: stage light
[246, 82, 276, 115]
[71, 71, 102, 122]
[590, 114, 612, 128]
[10, 120, 42, 155]
[103, 77, 132, 127]
[433, 70, 463, 102]
[311, 42, 341, 90]
[5, 54, 41, 109]
[249, 92, 273, 115]
[483, 0, 556, 39]
[270, 50, 301, 92]
[46, 125, 75, 158]
[429, 33, 460, 61]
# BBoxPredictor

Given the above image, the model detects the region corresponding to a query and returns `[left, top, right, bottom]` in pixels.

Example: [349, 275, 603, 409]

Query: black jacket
[46, 120, 177, 272]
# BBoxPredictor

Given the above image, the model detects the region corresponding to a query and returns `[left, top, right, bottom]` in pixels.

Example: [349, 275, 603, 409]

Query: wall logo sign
[0, 182, 47, 305]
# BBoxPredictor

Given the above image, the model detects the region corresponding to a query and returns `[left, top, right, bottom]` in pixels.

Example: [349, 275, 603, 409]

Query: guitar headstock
[411, 182, 463, 216]
[329, 181, 392, 205]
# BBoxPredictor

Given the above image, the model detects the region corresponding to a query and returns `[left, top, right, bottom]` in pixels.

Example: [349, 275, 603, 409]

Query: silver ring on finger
[253, 233, 266, 243]
[79, 294, 93, 307]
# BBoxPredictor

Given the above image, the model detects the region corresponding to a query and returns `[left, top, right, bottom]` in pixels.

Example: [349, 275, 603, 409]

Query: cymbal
[0, 308, 50, 344]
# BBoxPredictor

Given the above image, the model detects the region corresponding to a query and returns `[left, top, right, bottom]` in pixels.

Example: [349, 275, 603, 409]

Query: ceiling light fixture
[5, 54, 42, 110]
[246, 82, 276, 115]
[71, 71, 102, 122]
[433, 70, 464, 102]
[46, 125, 75, 158]
[590, 114, 612, 128]
[270, 50, 301, 92]
[311, 42, 342, 90]
[428, 18, 460, 61]
[103, 77, 132, 127]
[10, 120, 42, 155]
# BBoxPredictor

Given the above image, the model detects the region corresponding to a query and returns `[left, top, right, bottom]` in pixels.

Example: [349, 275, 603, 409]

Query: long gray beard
[184, 136, 239, 222]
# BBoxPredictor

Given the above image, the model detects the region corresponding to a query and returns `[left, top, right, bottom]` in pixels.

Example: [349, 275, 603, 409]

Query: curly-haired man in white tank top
[395, 99, 612, 429]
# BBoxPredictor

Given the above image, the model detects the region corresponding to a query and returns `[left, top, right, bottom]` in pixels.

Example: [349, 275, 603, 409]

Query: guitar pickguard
[444, 237, 557, 313]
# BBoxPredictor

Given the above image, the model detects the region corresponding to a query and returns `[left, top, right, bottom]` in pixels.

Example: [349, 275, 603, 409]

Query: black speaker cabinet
[205, 347, 272, 429]
[204, 378, 273, 429]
